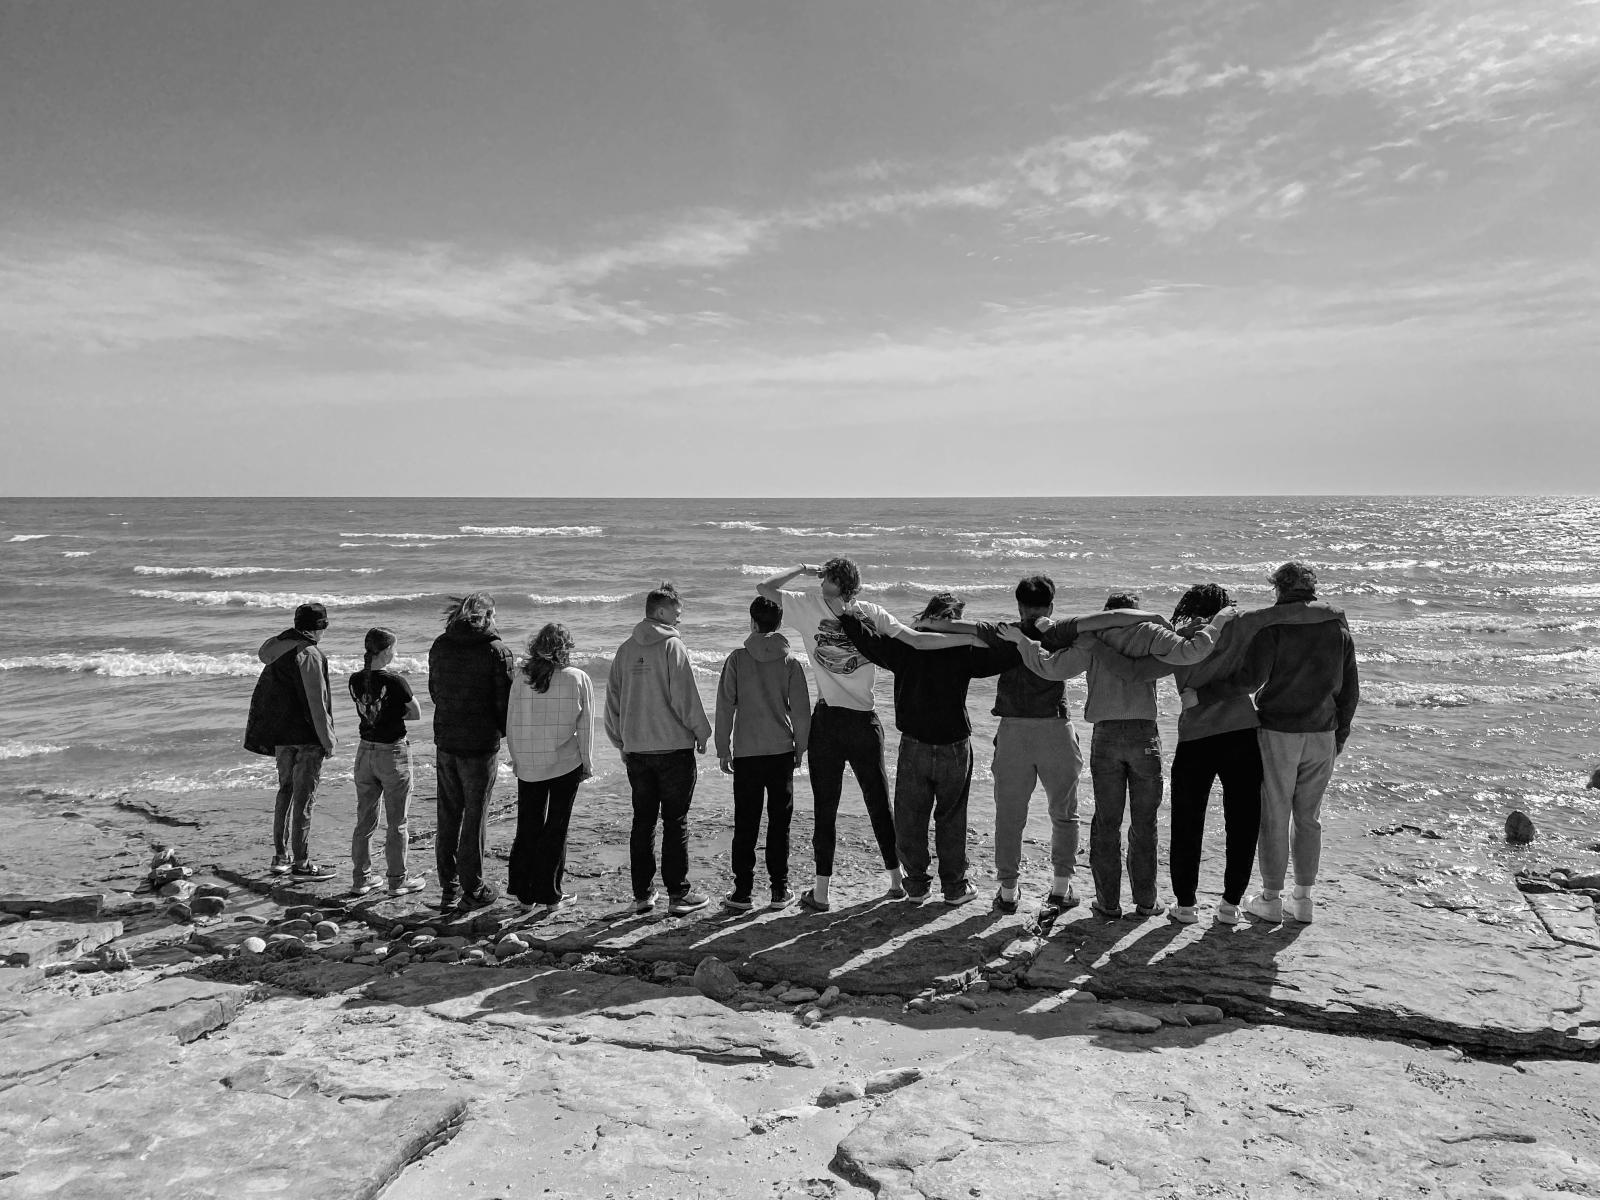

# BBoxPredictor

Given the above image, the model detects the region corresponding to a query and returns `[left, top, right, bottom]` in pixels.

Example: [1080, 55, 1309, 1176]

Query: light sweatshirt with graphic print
[605, 619, 713, 754]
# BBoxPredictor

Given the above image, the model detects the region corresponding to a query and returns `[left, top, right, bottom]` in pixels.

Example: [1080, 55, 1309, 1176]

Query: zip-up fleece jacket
[1200, 599, 1360, 745]
[428, 624, 515, 755]
[713, 631, 812, 760]
[244, 630, 335, 755]
[605, 619, 713, 754]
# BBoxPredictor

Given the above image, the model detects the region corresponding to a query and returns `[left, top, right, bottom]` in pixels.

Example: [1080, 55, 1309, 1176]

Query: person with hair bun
[505, 622, 594, 911]
[347, 627, 426, 898]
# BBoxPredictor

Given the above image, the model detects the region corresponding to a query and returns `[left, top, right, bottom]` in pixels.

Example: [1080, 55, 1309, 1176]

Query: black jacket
[428, 624, 515, 755]
[243, 629, 333, 754]
[840, 613, 1018, 744]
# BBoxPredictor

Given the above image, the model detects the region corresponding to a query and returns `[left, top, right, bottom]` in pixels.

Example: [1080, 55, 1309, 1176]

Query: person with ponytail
[505, 622, 594, 910]
[348, 627, 426, 897]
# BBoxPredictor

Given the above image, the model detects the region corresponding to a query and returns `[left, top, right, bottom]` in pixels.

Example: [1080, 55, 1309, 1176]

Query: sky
[1, 0, 1597, 496]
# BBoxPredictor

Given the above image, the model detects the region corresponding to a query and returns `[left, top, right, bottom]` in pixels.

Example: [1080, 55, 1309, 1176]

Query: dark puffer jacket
[428, 624, 515, 755]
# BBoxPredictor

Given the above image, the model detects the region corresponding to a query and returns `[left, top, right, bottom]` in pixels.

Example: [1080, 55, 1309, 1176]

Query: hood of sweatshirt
[439, 623, 503, 647]
[259, 629, 314, 664]
[630, 619, 681, 646]
[742, 630, 792, 662]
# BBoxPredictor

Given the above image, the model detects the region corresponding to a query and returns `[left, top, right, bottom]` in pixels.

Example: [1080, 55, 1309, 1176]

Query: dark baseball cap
[293, 602, 329, 631]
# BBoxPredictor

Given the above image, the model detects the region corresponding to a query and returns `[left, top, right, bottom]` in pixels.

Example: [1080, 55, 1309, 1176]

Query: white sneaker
[1288, 888, 1314, 924]
[1215, 902, 1241, 926]
[1244, 893, 1284, 923]
[1168, 904, 1198, 925]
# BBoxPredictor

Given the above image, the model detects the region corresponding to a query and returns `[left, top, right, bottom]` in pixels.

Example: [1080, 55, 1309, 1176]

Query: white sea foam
[458, 525, 604, 537]
[776, 527, 874, 538]
[701, 521, 771, 532]
[527, 592, 635, 606]
[135, 565, 377, 578]
[130, 588, 431, 608]
[0, 740, 67, 759]
[62, 551, 93, 558]
[9, 534, 51, 542]
[338, 531, 465, 540]
[0, 650, 428, 678]
[740, 565, 786, 576]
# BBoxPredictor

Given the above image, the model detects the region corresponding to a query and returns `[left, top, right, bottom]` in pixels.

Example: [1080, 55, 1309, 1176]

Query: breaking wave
[130, 589, 431, 608]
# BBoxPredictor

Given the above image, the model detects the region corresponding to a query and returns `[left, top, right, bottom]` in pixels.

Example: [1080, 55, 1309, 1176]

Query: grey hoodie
[604, 619, 713, 754]
[713, 630, 812, 761]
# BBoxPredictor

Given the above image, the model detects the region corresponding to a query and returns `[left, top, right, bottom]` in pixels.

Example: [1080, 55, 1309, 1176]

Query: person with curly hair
[506, 622, 594, 911]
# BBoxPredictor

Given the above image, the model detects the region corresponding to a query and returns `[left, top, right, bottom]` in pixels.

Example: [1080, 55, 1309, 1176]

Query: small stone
[94, 945, 133, 972]
[1091, 1007, 1163, 1033]
[194, 884, 231, 901]
[1063, 990, 1099, 1004]
[166, 902, 193, 923]
[1587, 767, 1599, 789]
[816, 985, 842, 1009]
[427, 948, 459, 963]
[906, 998, 932, 1014]
[462, 949, 487, 965]
[652, 961, 678, 981]
[1178, 1003, 1225, 1025]
[957, 996, 980, 1012]
[560, 952, 583, 967]
[385, 951, 410, 968]
[967, 979, 990, 994]
[863, 1067, 922, 1096]
[284, 905, 318, 921]
[322, 943, 357, 962]
[692, 955, 742, 1002]
[779, 986, 820, 1004]
[314, 920, 340, 940]
[266, 932, 299, 945]
[157, 880, 195, 900]
[1563, 872, 1600, 890]
[493, 941, 525, 961]
[801, 1007, 824, 1025]
[390, 923, 407, 937]
[240, 936, 267, 955]
[738, 1001, 761, 1012]
[1504, 810, 1536, 844]
[989, 974, 1016, 992]
[408, 932, 435, 948]
[191, 896, 226, 917]
[278, 919, 313, 935]
[816, 1080, 865, 1108]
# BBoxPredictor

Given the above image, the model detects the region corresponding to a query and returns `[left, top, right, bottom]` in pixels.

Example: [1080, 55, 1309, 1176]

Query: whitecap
[8, 534, 51, 542]
[700, 521, 772, 532]
[129, 588, 431, 608]
[0, 650, 429, 678]
[775, 527, 875, 539]
[458, 525, 604, 537]
[134, 565, 360, 578]
[62, 551, 93, 558]
[0, 740, 67, 759]
[526, 592, 636, 606]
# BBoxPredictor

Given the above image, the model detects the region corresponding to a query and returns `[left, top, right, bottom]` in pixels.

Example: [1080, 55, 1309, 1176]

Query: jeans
[1169, 727, 1261, 906]
[991, 717, 1082, 888]
[1257, 728, 1338, 891]
[731, 752, 795, 899]
[435, 749, 498, 899]
[272, 743, 326, 865]
[806, 703, 899, 875]
[1089, 719, 1163, 911]
[351, 740, 412, 883]
[893, 735, 973, 896]
[508, 767, 583, 905]
[626, 749, 697, 899]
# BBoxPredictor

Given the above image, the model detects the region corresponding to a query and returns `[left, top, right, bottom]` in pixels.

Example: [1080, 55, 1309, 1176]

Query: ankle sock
[887, 867, 903, 888]
[1291, 884, 1312, 899]
[999, 884, 1017, 902]
[1051, 875, 1074, 896]
[813, 875, 831, 905]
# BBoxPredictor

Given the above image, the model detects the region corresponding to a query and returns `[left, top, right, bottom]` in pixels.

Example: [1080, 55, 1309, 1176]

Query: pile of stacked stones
[146, 845, 229, 922]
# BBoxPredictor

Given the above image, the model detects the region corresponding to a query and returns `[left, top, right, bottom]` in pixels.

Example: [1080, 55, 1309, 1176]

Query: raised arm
[757, 564, 817, 606]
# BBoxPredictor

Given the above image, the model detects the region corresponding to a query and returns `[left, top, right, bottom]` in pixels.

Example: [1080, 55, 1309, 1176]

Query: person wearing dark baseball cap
[243, 600, 338, 880]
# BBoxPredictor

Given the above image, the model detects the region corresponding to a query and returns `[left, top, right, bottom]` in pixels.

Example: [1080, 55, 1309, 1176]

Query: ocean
[3, 496, 1597, 895]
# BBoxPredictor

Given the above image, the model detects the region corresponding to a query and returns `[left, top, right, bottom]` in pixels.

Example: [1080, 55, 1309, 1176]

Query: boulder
[816, 1080, 866, 1108]
[1587, 767, 1599, 789]
[1504, 810, 1537, 844]
[191, 896, 226, 918]
[691, 955, 742, 1002]
[863, 1067, 923, 1096]
[1091, 1008, 1164, 1033]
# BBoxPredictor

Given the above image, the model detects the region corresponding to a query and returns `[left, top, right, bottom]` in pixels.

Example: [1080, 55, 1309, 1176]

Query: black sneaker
[290, 862, 337, 881]
[768, 888, 795, 910]
[722, 892, 754, 912]
[437, 887, 460, 912]
[1038, 888, 1079, 920]
[903, 880, 931, 903]
[992, 888, 1019, 915]
[456, 886, 499, 912]
[799, 888, 831, 913]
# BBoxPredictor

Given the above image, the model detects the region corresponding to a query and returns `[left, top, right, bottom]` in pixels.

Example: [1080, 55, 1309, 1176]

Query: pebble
[191, 896, 226, 917]
[278, 919, 313, 935]
[778, 987, 820, 1004]
[906, 997, 933, 1014]
[462, 949, 488, 965]
[194, 884, 231, 901]
[801, 1007, 824, 1025]
[1091, 1008, 1163, 1033]
[816, 985, 842, 1009]
[166, 902, 193, 923]
[815, 1081, 865, 1108]
[240, 936, 267, 955]
[1504, 810, 1537, 845]
[956, 996, 980, 1012]
[863, 1067, 922, 1095]
[314, 921, 340, 940]
[693, 955, 742, 1002]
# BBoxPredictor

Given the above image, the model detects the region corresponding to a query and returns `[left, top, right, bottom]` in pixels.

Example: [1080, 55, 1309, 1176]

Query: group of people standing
[242, 553, 1359, 928]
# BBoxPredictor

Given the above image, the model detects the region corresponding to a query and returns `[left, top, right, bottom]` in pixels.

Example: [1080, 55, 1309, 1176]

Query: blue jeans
[1089, 719, 1163, 912]
[893, 735, 973, 897]
[625, 749, 697, 899]
[273, 743, 326, 865]
[351, 740, 412, 883]
[435, 749, 497, 899]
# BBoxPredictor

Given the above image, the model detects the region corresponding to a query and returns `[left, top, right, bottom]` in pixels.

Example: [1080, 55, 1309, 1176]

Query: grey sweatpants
[991, 717, 1082, 888]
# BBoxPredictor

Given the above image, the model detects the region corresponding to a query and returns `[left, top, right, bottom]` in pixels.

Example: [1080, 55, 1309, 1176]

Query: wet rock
[1504, 810, 1537, 844]
[314, 920, 340, 940]
[816, 1080, 865, 1108]
[191, 896, 226, 918]
[692, 955, 742, 1002]
[194, 884, 231, 901]
[240, 937, 267, 955]
[817, 985, 842, 1009]
[1179, 1003, 1224, 1026]
[1563, 872, 1600, 891]
[1587, 767, 1599, 789]
[0, 893, 107, 919]
[158, 880, 196, 900]
[956, 996, 980, 1012]
[778, 986, 820, 1004]
[1091, 1008, 1163, 1033]
[166, 903, 194, 923]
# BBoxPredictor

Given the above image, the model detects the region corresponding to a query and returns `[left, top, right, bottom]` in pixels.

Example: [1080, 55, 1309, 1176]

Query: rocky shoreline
[4, 789, 1599, 1198]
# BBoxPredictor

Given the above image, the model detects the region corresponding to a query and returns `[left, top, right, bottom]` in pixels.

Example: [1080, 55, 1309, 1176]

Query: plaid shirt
[505, 666, 593, 782]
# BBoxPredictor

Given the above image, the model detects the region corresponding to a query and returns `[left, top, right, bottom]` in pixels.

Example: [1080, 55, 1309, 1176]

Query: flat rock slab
[3, 1055, 466, 1200]
[362, 963, 815, 1065]
[1026, 867, 1600, 1055]
[833, 1032, 1600, 1199]
[0, 919, 123, 967]
[1528, 892, 1600, 950]
[1, 977, 251, 1088]
[0, 893, 106, 919]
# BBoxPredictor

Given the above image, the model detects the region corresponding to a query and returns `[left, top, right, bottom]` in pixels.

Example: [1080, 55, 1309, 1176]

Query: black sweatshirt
[839, 613, 1019, 744]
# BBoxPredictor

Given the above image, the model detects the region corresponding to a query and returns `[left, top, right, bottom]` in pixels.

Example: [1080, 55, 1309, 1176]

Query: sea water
[3, 496, 1597, 887]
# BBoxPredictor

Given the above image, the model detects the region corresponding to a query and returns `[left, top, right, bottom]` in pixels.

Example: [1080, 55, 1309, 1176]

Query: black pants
[507, 767, 583, 905]
[625, 749, 696, 899]
[806, 703, 899, 875]
[730, 752, 795, 899]
[1169, 727, 1263, 906]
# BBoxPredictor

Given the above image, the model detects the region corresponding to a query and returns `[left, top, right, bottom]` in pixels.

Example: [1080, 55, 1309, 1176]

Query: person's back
[1248, 620, 1357, 734]
[429, 620, 513, 755]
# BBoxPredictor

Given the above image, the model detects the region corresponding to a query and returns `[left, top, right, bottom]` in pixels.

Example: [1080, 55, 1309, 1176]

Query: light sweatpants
[991, 717, 1082, 888]
[1256, 728, 1337, 891]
